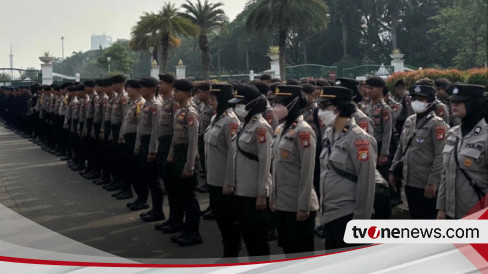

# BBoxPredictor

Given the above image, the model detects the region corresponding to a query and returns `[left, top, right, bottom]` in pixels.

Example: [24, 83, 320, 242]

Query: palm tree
[180, 0, 226, 80]
[130, 2, 198, 73]
[246, 0, 329, 80]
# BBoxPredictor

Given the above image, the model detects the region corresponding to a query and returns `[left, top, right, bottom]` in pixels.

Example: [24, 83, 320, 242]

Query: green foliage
[97, 41, 135, 74]
[0, 72, 12, 81]
[20, 67, 39, 81]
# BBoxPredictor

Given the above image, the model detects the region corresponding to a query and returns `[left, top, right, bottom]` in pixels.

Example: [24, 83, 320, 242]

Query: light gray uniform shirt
[437, 119, 488, 219]
[168, 106, 199, 172]
[135, 99, 161, 154]
[270, 115, 319, 212]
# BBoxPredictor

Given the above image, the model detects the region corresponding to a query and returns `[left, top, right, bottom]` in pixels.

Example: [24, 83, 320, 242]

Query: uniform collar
[456, 118, 487, 139]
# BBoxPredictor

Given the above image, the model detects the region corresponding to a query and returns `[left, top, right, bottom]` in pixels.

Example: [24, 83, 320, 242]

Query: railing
[0, 68, 41, 84]
[286, 64, 338, 80]
[342, 64, 394, 79]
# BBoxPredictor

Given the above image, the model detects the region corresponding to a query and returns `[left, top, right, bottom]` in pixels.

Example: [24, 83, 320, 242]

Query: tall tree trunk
[161, 34, 170, 73]
[303, 42, 308, 64]
[341, 15, 348, 58]
[199, 32, 210, 80]
[279, 29, 287, 80]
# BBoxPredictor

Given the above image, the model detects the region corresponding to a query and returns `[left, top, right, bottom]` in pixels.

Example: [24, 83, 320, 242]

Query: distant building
[91, 33, 113, 50]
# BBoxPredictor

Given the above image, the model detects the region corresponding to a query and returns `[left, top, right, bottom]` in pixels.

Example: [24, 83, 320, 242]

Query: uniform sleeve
[391, 120, 406, 165]
[148, 104, 160, 154]
[135, 110, 143, 152]
[256, 125, 272, 197]
[223, 118, 239, 187]
[381, 107, 393, 156]
[351, 136, 377, 219]
[184, 111, 199, 172]
[297, 129, 317, 211]
[427, 120, 449, 186]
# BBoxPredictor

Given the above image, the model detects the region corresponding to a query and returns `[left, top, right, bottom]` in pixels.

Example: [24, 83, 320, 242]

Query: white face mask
[234, 104, 249, 118]
[318, 109, 337, 127]
[411, 100, 428, 114]
[273, 104, 288, 120]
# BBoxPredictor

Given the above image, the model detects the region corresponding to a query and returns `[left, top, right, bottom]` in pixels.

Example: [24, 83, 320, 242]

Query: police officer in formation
[270, 85, 318, 255]
[389, 85, 449, 219]
[2, 73, 488, 257]
[437, 84, 488, 219]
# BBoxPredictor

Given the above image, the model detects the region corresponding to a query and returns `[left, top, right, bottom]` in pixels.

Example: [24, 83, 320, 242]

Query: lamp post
[148, 46, 155, 74]
[61, 36, 65, 60]
[106, 56, 111, 74]
[213, 26, 222, 81]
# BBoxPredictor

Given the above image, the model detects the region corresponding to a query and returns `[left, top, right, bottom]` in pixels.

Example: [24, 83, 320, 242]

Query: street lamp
[106, 56, 112, 74]
[148, 46, 155, 72]
[61, 36, 65, 60]
[213, 26, 222, 81]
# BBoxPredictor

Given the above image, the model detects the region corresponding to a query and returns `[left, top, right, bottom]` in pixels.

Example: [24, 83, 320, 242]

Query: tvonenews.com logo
[344, 221, 488, 244]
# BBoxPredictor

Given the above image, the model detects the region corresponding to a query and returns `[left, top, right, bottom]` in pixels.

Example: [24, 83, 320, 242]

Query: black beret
[173, 79, 194, 92]
[448, 84, 487, 101]
[83, 80, 96, 88]
[42, 85, 51, 90]
[196, 82, 211, 91]
[315, 80, 330, 87]
[365, 76, 385, 87]
[271, 78, 283, 83]
[415, 78, 434, 87]
[409, 85, 435, 98]
[101, 79, 113, 87]
[259, 74, 271, 81]
[95, 79, 103, 86]
[62, 82, 74, 89]
[315, 86, 353, 102]
[76, 84, 86, 91]
[158, 73, 175, 84]
[394, 79, 406, 88]
[228, 84, 260, 104]
[286, 79, 300, 85]
[301, 84, 316, 94]
[335, 78, 359, 97]
[54, 85, 61, 92]
[125, 80, 141, 89]
[250, 81, 270, 95]
[110, 75, 126, 84]
[67, 86, 77, 92]
[139, 77, 159, 88]
[434, 78, 451, 89]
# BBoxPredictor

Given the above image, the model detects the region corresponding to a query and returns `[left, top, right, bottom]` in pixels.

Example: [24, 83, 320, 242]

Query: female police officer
[317, 86, 377, 250]
[270, 85, 319, 256]
[437, 84, 488, 219]
[204, 84, 241, 257]
[229, 84, 272, 257]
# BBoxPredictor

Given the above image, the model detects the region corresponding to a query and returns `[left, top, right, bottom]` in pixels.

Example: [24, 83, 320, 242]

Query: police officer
[154, 74, 181, 230]
[95, 79, 113, 186]
[250, 80, 278, 130]
[204, 83, 241, 257]
[316, 86, 377, 251]
[415, 78, 450, 124]
[195, 82, 213, 191]
[395, 79, 414, 133]
[389, 85, 449, 219]
[229, 84, 272, 257]
[81, 80, 97, 178]
[270, 85, 318, 255]
[435, 78, 460, 127]
[437, 84, 488, 219]
[365, 77, 393, 180]
[134, 77, 164, 220]
[166, 79, 202, 246]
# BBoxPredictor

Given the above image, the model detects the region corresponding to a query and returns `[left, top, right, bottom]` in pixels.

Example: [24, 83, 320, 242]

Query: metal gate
[0, 68, 41, 86]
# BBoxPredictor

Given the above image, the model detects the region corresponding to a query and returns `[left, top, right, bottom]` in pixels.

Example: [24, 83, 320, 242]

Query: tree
[130, 2, 198, 73]
[429, 0, 487, 69]
[21, 67, 39, 81]
[180, 0, 227, 79]
[0, 72, 11, 81]
[97, 41, 135, 74]
[246, 0, 329, 79]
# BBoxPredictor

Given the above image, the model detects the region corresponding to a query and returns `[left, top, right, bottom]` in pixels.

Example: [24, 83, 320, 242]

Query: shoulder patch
[436, 105, 445, 116]
[382, 109, 391, 121]
[357, 120, 369, 133]
[229, 122, 239, 137]
[435, 126, 446, 140]
[150, 104, 158, 116]
[187, 113, 196, 126]
[256, 128, 268, 143]
[265, 111, 274, 125]
[355, 140, 370, 162]
[299, 131, 311, 148]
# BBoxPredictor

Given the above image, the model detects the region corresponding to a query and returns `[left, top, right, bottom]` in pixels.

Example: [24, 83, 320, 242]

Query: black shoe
[129, 202, 149, 211]
[127, 199, 141, 207]
[202, 209, 215, 220]
[155, 219, 175, 230]
[196, 184, 208, 193]
[94, 179, 110, 186]
[72, 165, 85, 171]
[390, 198, 403, 207]
[140, 211, 166, 222]
[116, 192, 133, 200]
[60, 156, 69, 161]
[85, 171, 101, 179]
[314, 225, 325, 239]
[161, 223, 183, 234]
[170, 232, 187, 243]
[200, 206, 211, 216]
[177, 232, 202, 246]
[112, 190, 125, 197]
[103, 184, 120, 191]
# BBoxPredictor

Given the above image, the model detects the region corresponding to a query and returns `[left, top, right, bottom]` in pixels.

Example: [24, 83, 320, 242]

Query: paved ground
[0, 121, 409, 262]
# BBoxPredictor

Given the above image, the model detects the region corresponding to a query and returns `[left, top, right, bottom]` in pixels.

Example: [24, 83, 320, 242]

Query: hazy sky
[0, 0, 248, 70]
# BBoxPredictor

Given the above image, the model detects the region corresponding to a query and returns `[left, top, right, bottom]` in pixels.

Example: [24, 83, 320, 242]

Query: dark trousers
[172, 144, 200, 233]
[376, 141, 389, 180]
[405, 185, 437, 219]
[122, 133, 139, 195]
[100, 121, 112, 180]
[110, 123, 122, 183]
[276, 210, 316, 255]
[208, 185, 241, 257]
[235, 196, 270, 257]
[158, 135, 175, 219]
[139, 135, 162, 211]
[91, 123, 102, 172]
[324, 214, 361, 251]
[198, 135, 205, 172]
